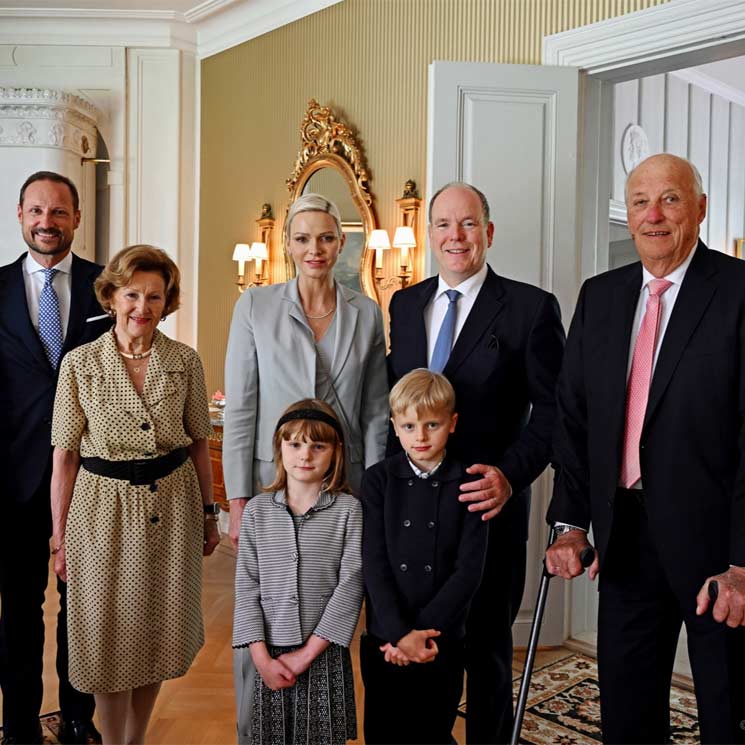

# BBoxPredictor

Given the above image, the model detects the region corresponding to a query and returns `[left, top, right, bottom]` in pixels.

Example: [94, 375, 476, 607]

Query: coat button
[427, 521, 435, 529]
[141, 422, 151, 430]
[150, 515, 159, 524]
[290, 594, 298, 603]
[407, 479, 414, 487]
[399, 563, 408, 572]
[431, 481, 439, 488]
[291, 551, 298, 561]
[424, 564, 432, 573]
[403, 519, 411, 527]
[149, 483, 158, 492]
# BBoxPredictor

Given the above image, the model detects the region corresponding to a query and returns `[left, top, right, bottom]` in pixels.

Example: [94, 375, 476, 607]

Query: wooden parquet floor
[2, 536, 569, 744]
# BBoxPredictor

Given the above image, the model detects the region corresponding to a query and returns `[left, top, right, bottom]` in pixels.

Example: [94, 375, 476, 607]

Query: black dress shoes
[57, 719, 102, 745]
[1, 721, 43, 744]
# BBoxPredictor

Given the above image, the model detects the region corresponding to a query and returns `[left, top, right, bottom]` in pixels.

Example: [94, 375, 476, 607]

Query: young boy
[360, 368, 488, 745]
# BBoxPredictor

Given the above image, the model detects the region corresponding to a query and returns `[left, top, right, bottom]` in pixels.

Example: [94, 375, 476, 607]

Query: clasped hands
[379, 629, 441, 666]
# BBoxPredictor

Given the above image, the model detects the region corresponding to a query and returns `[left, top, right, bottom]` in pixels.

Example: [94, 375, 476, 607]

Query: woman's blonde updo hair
[284, 193, 343, 241]
[95, 244, 181, 317]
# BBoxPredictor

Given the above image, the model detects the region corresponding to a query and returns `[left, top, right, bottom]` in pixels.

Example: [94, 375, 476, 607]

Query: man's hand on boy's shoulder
[458, 464, 512, 521]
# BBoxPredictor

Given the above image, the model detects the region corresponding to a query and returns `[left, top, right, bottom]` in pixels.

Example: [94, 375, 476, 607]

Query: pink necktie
[620, 278, 673, 488]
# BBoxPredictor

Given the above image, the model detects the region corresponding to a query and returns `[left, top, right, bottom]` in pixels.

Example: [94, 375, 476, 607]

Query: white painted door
[427, 61, 582, 646]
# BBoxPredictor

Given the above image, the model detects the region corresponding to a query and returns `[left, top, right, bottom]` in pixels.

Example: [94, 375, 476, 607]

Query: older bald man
[547, 154, 745, 743]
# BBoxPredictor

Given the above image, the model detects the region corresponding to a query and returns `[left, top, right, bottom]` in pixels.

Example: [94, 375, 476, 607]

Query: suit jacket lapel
[330, 284, 359, 383]
[644, 242, 717, 429]
[603, 265, 642, 461]
[444, 266, 504, 376]
[409, 278, 436, 369]
[283, 279, 318, 386]
[64, 254, 92, 355]
[4, 254, 50, 370]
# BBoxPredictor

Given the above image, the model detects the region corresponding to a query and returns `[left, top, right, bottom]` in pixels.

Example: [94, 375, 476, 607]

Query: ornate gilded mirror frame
[286, 99, 378, 301]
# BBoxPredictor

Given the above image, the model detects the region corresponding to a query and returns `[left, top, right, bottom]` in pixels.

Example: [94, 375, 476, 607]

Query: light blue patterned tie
[39, 267, 63, 369]
[430, 289, 461, 373]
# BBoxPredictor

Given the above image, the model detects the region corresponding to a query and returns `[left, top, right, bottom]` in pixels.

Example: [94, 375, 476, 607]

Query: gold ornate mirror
[286, 99, 378, 301]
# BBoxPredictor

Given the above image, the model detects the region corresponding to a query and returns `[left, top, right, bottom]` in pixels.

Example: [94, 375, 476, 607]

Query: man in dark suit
[0, 172, 109, 744]
[547, 153, 745, 744]
[387, 182, 565, 744]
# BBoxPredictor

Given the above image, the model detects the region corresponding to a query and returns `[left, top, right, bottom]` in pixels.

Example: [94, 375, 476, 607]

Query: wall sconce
[233, 204, 275, 293]
[368, 229, 391, 281]
[392, 226, 415, 288]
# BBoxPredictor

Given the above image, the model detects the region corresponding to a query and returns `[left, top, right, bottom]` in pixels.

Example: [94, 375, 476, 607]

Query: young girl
[233, 399, 363, 744]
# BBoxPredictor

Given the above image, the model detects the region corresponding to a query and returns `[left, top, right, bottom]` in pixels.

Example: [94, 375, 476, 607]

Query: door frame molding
[541, 0, 745, 655]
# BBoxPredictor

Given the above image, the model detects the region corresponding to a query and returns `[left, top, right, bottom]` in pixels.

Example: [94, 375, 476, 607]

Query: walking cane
[510, 529, 595, 745]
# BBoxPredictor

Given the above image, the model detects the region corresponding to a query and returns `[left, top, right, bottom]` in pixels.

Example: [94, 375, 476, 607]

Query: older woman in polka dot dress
[49, 245, 220, 744]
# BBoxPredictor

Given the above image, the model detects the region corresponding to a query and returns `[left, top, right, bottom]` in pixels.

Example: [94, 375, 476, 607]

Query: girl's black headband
[275, 408, 344, 443]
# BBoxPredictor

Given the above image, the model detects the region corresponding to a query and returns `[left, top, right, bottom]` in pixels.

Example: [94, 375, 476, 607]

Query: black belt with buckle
[81, 448, 188, 485]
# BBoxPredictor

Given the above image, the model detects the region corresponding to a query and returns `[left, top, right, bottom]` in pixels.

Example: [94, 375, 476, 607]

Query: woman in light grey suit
[223, 194, 388, 546]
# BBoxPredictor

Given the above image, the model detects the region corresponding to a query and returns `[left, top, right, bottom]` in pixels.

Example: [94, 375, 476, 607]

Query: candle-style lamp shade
[392, 226, 416, 266]
[249, 241, 268, 278]
[368, 229, 391, 269]
[233, 242, 252, 277]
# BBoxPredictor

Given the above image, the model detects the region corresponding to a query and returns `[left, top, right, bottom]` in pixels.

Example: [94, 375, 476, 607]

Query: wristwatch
[554, 524, 582, 537]
[203, 503, 221, 516]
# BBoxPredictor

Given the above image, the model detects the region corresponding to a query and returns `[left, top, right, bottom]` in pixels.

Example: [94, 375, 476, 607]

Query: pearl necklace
[119, 347, 152, 374]
[119, 348, 153, 361]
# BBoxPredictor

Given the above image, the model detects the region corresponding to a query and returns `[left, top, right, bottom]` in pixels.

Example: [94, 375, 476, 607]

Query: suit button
[431, 481, 439, 488]
[407, 479, 414, 487]
[399, 563, 408, 572]
[403, 520, 411, 527]
[150, 515, 159, 524]
[141, 422, 151, 431]
[424, 565, 432, 573]
[427, 521, 435, 529]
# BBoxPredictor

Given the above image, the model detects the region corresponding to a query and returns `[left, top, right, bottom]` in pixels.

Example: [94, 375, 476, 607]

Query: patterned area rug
[511, 653, 699, 744]
[0, 712, 64, 744]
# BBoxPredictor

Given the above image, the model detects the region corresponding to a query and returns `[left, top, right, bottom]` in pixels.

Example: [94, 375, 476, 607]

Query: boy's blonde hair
[263, 399, 351, 494]
[389, 368, 456, 417]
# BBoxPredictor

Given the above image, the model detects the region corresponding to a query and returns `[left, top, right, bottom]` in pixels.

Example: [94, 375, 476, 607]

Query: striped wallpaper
[198, 0, 669, 393]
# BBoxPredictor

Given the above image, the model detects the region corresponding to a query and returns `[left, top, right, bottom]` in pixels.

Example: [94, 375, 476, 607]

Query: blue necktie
[38, 268, 63, 369]
[430, 289, 461, 373]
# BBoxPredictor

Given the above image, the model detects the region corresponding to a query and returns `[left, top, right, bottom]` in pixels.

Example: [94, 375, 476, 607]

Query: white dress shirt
[23, 251, 73, 340]
[424, 263, 488, 365]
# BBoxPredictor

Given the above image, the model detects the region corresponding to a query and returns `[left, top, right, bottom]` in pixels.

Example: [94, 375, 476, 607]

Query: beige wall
[199, 0, 669, 394]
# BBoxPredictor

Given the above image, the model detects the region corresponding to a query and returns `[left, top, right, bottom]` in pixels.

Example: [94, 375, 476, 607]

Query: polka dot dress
[52, 329, 213, 694]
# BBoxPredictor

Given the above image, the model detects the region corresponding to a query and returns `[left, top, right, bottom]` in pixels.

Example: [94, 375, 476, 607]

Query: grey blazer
[232, 490, 363, 648]
[223, 279, 388, 499]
